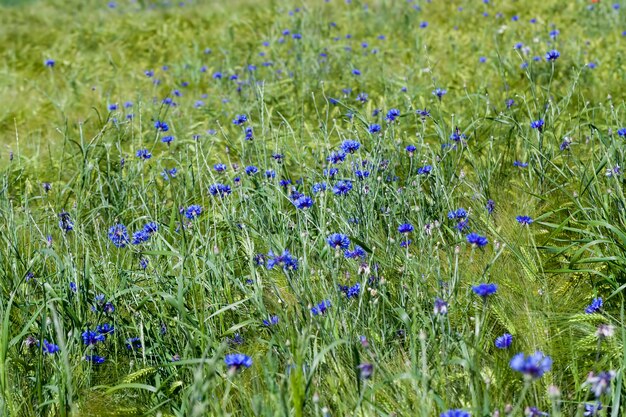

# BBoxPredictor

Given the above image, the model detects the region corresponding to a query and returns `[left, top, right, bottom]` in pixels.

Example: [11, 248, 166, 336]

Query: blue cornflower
[323, 168, 338, 178]
[82, 330, 105, 346]
[495, 333, 513, 349]
[136, 149, 152, 160]
[344, 245, 366, 259]
[509, 351, 552, 379]
[279, 179, 292, 188]
[447, 208, 468, 219]
[108, 224, 129, 248]
[161, 168, 177, 180]
[545, 50, 560, 61]
[560, 138, 572, 150]
[339, 282, 361, 299]
[126, 337, 142, 350]
[486, 199, 495, 214]
[41, 340, 60, 355]
[263, 315, 279, 327]
[440, 410, 470, 417]
[311, 300, 331, 316]
[312, 182, 327, 193]
[139, 258, 149, 269]
[245, 165, 259, 175]
[417, 165, 432, 175]
[225, 353, 252, 370]
[506, 99, 515, 108]
[433, 88, 447, 99]
[530, 119, 545, 131]
[526, 407, 548, 417]
[45, 59, 55, 67]
[131, 230, 151, 245]
[232, 114, 248, 125]
[356, 92, 368, 103]
[513, 160, 529, 168]
[455, 219, 469, 232]
[96, 323, 115, 336]
[143, 222, 158, 235]
[327, 151, 347, 164]
[398, 223, 414, 234]
[161, 136, 174, 144]
[214, 163, 227, 172]
[265, 169, 276, 178]
[85, 355, 106, 364]
[327, 233, 350, 249]
[154, 120, 169, 131]
[385, 108, 400, 122]
[185, 205, 202, 220]
[584, 402, 603, 417]
[450, 128, 466, 142]
[585, 297, 603, 314]
[333, 180, 353, 195]
[369, 124, 382, 134]
[58, 211, 74, 232]
[466, 232, 488, 247]
[406, 145, 416, 154]
[245, 127, 254, 140]
[617, 128, 626, 137]
[472, 283, 498, 297]
[209, 183, 232, 197]
[354, 170, 370, 180]
[293, 195, 314, 209]
[266, 249, 299, 271]
[108, 103, 118, 111]
[516, 215, 533, 225]
[352, 69, 361, 76]
[341, 140, 361, 154]
[416, 108, 431, 118]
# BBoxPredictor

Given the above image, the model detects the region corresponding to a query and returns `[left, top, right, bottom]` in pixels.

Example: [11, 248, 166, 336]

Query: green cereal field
[1, 0, 626, 416]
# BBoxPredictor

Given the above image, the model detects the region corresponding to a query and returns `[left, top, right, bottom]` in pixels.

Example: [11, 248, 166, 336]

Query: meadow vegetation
[1, 0, 626, 416]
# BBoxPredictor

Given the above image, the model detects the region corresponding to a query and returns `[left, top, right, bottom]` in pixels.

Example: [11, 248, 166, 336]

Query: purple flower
[434, 298, 448, 315]
[584, 371, 616, 397]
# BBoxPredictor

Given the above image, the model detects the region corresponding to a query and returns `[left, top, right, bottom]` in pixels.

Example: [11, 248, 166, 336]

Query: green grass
[1, 0, 625, 416]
